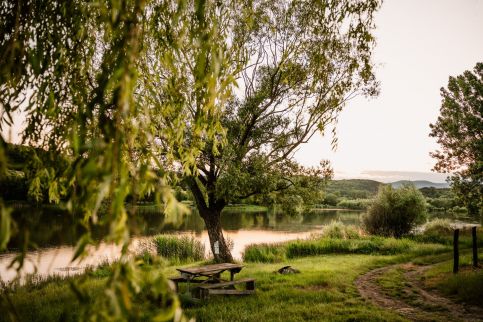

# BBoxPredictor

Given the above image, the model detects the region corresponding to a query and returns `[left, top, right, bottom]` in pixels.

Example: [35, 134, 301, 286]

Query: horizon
[332, 170, 449, 184]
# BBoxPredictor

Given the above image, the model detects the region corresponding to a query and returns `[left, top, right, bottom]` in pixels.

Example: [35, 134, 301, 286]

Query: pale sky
[2, 0, 482, 183]
[296, 0, 483, 183]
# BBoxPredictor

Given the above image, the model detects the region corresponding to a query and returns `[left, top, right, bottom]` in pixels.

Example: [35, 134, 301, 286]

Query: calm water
[0, 205, 478, 283]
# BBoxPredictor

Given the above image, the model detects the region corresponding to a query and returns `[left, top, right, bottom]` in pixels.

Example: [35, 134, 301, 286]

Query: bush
[336, 198, 372, 210]
[153, 235, 205, 263]
[322, 221, 362, 239]
[424, 218, 453, 235]
[363, 185, 427, 237]
[322, 193, 339, 206]
[411, 221, 483, 246]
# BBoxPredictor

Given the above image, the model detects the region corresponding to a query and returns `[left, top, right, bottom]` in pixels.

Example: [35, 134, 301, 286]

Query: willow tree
[144, 0, 381, 262]
[0, 0, 230, 319]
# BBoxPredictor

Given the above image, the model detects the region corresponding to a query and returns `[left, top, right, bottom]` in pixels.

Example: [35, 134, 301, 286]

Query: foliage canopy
[0, 0, 382, 317]
[147, 0, 382, 261]
[429, 62, 483, 216]
[0, 0, 232, 319]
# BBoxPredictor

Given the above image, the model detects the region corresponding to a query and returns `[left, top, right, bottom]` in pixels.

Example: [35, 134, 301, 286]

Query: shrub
[363, 185, 427, 237]
[450, 206, 467, 213]
[322, 221, 362, 239]
[336, 198, 372, 210]
[153, 235, 205, 263]
[322, 193, 339, 206]
[424, 218, 453, 235]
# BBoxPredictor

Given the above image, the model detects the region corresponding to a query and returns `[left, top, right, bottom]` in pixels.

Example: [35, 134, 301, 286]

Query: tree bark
[201, 207, 234, 263]
[187, 176, 233, 262]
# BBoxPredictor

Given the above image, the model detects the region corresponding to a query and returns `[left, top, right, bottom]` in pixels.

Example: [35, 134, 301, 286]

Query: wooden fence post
[473, 226, 478, 268]
[453, 229, 459, 274]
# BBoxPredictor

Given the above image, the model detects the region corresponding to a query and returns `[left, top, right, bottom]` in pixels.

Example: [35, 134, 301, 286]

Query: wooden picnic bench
[195, 278, 255, 300]
[169, 263, 256, 299]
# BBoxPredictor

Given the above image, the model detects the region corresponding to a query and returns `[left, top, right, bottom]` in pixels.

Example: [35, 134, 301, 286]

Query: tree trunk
[186, 176, 233, 262]
[201, 208, 234, 263]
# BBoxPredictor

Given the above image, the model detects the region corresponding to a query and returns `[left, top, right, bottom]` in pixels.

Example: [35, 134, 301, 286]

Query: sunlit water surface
[0, 205, 478, 283]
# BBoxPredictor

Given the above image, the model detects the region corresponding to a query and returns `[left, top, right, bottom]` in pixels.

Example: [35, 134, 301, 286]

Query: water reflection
[1, 205, 367, 283]
[5, 206, 363, 251]
[2, 205, 478, 283]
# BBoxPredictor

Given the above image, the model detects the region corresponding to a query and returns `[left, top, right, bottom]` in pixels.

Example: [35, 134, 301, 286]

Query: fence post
[473, 226, 478, 268]
[453, 228, 459, 274]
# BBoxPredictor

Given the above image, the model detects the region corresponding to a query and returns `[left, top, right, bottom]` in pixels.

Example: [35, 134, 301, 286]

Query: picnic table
[170, 263, 255, 300]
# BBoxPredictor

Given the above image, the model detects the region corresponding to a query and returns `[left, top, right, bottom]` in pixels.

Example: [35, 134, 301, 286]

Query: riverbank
[1, 230, 482, 322]
[2, 251, 481, 322]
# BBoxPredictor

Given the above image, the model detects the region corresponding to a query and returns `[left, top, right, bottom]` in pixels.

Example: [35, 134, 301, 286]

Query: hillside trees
[430, 62, 483, 216]
[145, 0, 381, 261]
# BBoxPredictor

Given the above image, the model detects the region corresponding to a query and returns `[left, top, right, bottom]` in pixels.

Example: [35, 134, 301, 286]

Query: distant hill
[389, 180, 450, 189]
[325, 179, 384, 199]
[324, 179, 450, 200]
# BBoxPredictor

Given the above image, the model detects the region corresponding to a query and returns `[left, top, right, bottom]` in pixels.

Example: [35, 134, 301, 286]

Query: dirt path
[355, 264, 483, 322]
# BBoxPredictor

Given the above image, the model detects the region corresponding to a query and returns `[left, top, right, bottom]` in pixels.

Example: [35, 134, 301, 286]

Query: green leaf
[72, 233, 93, 262]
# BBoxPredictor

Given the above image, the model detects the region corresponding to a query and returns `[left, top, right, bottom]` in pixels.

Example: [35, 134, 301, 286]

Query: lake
[0, 205, 479, 283]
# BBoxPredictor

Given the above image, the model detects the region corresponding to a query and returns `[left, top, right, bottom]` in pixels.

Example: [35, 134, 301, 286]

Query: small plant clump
[243, 243, 287, 263]
[424, 219, 454, 235]
[153, 235, 205, 263]
[322, 221, 362, 239]
[363, 185, 427, 237]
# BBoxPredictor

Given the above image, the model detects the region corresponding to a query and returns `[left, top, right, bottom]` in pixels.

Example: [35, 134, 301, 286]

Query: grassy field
[1, 230, 481, 321]
[181, 255, 410, 322]
[0, 251, 457, 322]
[423, 253, 483, 307]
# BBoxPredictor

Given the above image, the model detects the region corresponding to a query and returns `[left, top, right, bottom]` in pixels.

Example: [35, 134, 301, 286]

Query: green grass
[411, 227, 483, 247]
[243, 236, 450, 263]
[153, 234, 205, 263]
[182, 255, 409, 322]
[0, 272, 105, 322]
[423, 252, 483, 307]
[243, 243, 287, 263]
[1, 254, 414, 322]
[1, 230, 480, 322]
[375, 266, 409, 298]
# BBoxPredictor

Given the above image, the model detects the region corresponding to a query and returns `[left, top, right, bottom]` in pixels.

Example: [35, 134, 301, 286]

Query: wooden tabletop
[176, 263, 243, 276]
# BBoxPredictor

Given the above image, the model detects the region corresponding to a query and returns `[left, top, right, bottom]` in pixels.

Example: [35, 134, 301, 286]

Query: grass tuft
[322, 221, 363, 239]
[153, 234, 205, 263]
[243, 243, 287, 263]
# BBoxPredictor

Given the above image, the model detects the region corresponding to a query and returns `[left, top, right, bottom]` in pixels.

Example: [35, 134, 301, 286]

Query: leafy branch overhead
[143, 0, 381, 261]
[430, 62, 483, 215]
[0, 0, 382, 315]
[0, 0, 236, 319]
